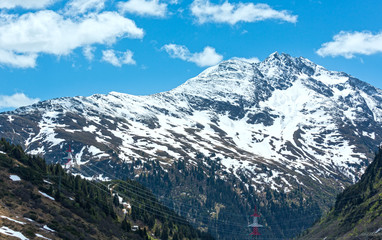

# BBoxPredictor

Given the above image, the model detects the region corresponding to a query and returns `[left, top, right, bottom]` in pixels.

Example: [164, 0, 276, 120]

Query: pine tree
[173, 232, 179, 240]
[54, 189, 61, 201]
[121, 216, 131, 232]
[154, 227, 160, 237]
[160, 226, 169, 240]
[113, 194, 120, 206]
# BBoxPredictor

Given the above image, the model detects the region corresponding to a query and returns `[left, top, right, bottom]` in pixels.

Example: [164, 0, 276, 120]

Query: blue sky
[1, 0, 382, 111]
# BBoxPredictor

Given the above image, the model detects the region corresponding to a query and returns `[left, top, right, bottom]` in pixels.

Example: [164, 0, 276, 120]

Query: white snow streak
[9, 175, 21, 181]
[38, 191, 55, 201]
[0, 226, 29, 240]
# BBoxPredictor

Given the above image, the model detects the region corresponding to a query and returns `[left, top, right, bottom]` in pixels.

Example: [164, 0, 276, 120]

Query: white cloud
[247, 57, 260, 63]
[0, 49, 37, 68]
[189, 47, 223, 66]
[162, 44, 223, 67]
[167, 0, 179, 4]
[102, 49, 136, 66]
[0, 11, 144, 68]
[317, 31, 382, 58]
[163, 44, 189, 60]
[190, 0, 297, 25]
[233, 57, 260, 63]
[64, 0, 106, 15]
[83, 46, 96, 61]
[0, 0, 55, 9]
[0, 93, 40, 109]
[118, 0, 167, 17]
[102, 50, 120, 66]
[121, 50, 136, 65]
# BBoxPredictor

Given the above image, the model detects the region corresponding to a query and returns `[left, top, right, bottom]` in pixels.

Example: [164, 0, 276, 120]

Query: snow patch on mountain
[83, 125, 97, 133]
[7, 115, 14, 123]
[31, 112, 65, 148]
[38, 191, 55, 201]
[1, 216, 26, 225]
[9, 175, 21, 181]
[0, 226, 29, 240]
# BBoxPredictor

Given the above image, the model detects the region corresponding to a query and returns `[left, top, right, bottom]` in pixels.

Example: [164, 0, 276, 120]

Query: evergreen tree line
[101, 154, 323, 239]
[0, 138, 213, 240]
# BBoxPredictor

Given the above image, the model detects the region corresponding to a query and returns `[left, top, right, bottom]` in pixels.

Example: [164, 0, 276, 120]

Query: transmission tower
[248, 206, 263, 239]
[63, 144, 77, 171]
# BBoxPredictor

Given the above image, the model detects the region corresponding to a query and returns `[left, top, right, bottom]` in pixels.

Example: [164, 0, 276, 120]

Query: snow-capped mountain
[1, 52, 381, 192]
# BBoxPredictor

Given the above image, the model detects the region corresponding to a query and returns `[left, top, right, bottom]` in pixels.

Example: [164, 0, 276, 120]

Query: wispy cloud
[317, 31, 382, 58]
[162, 44, 223, 67]
[233, 57, 260, 64]
[167, 0, 179, 4]
[64, 0, 107, 15]
[0, 93, 40, 109]
[118, 0, 168, 17]
[0, 11, 144, 68]
[83, 46, 96, 61]
[0, 0, 56, 9]
[102, 49, 136, 66]
[0, 50, 37, 68]
[190, 0, 297, 25]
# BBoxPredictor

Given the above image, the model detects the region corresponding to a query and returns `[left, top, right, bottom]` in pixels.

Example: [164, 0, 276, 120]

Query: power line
[44, 167, 382, 240]
[63, 162, 382, 239]
[80, 165, 340, 234]
[82, 164, 253, 227]
[84, 162, 376, 220]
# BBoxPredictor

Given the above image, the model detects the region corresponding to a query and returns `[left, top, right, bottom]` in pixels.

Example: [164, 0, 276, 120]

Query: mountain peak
[269, 51, 279, 57]
[170, 52, 355, 102]
[265, 51, 292, 61]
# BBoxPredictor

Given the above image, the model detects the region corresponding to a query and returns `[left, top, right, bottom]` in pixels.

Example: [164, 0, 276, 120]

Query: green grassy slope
[299, 148, 382, 240]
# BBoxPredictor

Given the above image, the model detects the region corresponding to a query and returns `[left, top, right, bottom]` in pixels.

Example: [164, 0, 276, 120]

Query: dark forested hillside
[0, 138, 212, 240]
[299, 148, 382, 239]
[86, 154, 324, 239]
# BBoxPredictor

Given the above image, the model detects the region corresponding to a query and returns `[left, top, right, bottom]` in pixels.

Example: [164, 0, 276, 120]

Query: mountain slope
[299, 147, 382, 239]
[1, 53, 380, 187]
[1, 52, 382, 238]
[0, 139, 212, 240]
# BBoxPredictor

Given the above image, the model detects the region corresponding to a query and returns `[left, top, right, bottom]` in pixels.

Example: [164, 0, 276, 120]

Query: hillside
[299, 148, 382, 239]
[0, 138, 212, 240]
[2, 52, 382, 238]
